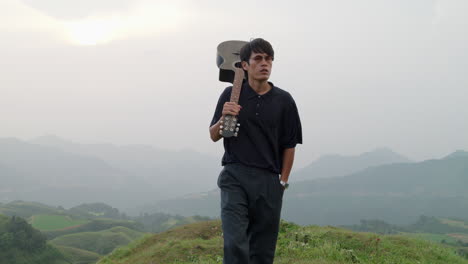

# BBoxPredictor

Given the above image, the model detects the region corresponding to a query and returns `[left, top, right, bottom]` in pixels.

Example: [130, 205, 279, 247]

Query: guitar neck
[229, 68, 244, 103]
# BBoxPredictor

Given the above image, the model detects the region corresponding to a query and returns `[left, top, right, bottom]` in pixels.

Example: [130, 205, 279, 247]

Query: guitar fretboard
[230, 67, 244, 103]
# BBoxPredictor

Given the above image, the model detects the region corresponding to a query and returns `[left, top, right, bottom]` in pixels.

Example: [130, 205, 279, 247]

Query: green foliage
[0, 215, 46, 251]
[97, 220, 468, 264]
[0, 244, 70, 264]
[68, 203, 127, 219]
[0, 214, 69, 264]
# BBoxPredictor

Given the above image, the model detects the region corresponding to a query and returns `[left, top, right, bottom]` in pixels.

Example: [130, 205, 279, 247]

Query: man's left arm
[280, 147, 295, 183]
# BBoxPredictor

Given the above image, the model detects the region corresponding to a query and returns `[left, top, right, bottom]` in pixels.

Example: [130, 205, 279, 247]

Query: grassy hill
[0, 201, 65, 219]
[136, 212, 211, 233]
[54, 246, 101, 264]
[97, 220, 468, 264]
[51, 226, 145, 255]
[343, 216, 468, 258]
[43, 218, 143, 240]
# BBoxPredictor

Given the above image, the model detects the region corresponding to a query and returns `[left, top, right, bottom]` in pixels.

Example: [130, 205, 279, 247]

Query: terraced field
[31, 214, 89, 231]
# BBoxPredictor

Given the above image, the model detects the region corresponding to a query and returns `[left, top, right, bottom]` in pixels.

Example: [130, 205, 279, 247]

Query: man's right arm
[209, 118, 223, 142]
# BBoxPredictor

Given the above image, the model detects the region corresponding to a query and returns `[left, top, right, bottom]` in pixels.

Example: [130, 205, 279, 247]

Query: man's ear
[241, 61, 249, 71]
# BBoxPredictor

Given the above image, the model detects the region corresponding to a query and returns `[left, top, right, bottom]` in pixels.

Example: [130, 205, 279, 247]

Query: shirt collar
[243, 81, 277, 101]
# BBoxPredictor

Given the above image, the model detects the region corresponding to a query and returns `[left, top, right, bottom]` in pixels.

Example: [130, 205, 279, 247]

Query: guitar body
[217, 40, 248, 83]
[216, 40, 247, 138]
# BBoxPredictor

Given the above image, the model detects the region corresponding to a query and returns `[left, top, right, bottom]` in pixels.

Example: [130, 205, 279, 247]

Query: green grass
[31, 214, 89, 231]
[97, 220, 468, 264]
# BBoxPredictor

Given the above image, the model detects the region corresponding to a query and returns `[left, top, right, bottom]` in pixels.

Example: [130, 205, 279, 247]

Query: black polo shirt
[210, 81, 302, 174]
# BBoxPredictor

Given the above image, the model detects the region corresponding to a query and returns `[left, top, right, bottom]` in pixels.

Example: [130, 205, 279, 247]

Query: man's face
[242, 51, 273, 82]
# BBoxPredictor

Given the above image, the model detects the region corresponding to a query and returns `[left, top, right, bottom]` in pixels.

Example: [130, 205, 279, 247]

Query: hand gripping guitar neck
[216, 40, 247, 138]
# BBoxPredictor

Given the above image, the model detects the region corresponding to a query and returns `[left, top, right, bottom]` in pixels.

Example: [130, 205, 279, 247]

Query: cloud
[0, 0, 188, 46]
[60, 1, 188, 45]
[433, 0, 468, 25]
[0, 0, 60, 32]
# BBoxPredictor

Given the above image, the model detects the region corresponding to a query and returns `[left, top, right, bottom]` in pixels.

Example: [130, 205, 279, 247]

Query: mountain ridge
[293, 147, 412, 181]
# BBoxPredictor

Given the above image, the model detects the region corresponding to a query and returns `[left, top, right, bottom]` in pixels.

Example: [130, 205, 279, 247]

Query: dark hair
[240, 38, 274, 64]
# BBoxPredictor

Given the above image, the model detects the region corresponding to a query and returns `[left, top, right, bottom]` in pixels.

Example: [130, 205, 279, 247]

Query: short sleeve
[281, 95, 302, 149]
[210, 87, 231, 127]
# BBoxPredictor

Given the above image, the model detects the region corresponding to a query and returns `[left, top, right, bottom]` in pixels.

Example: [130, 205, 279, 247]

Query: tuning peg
[220, 125, 224, 129]
[235, 128, 239, 132]
[234, 133, 238, 137]
[237, 123, 240, 127]
[219, 130, 223, 135]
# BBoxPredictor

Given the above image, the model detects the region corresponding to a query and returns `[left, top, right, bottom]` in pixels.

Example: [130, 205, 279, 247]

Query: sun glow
[65, 18, 121, 46]
[62, 3, 186, 46]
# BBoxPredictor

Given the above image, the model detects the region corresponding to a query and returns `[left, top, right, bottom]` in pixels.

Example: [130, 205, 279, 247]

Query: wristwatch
[280, 180, 289, 190]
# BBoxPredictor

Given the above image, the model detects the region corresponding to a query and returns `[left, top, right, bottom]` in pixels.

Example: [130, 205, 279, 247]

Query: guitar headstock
[219, 115, 240, 138]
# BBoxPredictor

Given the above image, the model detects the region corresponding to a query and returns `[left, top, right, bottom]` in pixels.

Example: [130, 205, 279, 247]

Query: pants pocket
[217, 167, 226, 188]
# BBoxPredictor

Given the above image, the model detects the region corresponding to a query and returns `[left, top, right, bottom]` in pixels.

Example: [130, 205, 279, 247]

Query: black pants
[217, 163, 284, 264]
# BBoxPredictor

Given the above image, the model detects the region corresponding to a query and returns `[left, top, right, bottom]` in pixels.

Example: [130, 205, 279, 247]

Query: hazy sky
[1, 0, 467, 168]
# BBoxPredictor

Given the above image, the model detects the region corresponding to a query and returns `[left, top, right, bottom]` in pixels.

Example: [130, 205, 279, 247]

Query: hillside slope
[97, 220, 468, 264]
[51, 226, 145, 255]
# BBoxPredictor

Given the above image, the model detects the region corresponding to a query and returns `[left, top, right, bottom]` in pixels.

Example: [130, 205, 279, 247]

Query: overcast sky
[1, 0, 467, 168]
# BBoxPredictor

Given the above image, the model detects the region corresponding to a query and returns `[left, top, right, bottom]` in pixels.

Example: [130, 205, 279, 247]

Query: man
[209, 38, 302, 264]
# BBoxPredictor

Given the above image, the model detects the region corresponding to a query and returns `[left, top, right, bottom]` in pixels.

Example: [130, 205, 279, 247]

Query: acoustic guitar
[216, 40, 247, 138]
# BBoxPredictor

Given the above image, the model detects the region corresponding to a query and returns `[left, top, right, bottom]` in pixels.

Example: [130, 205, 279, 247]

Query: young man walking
[209, 38, 302, 264]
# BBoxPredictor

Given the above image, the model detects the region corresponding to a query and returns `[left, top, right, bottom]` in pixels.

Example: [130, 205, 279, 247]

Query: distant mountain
[29, 135, 220, 204]
[0, 136, 222, 209]
[283, 153, 468, 225]
[0, 138, 142, 208]
[148, 151, 468, 226]
[443, 149, 468, 160]
[293, 147, 412, 181]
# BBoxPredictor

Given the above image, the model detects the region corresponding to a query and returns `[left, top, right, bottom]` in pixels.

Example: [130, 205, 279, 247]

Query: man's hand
[209, 102, 242, 142]
[222, 102, 242, 116]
